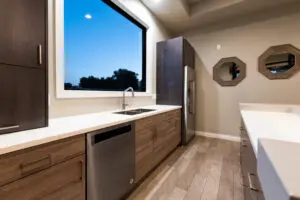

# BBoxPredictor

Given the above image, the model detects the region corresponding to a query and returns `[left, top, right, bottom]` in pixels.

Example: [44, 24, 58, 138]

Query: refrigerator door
[183, 66, 196, 145]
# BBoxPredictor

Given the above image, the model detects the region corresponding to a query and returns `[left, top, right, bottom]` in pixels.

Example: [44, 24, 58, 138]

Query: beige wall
[48, 0, 170, 118]
[185, 13, 300, 136]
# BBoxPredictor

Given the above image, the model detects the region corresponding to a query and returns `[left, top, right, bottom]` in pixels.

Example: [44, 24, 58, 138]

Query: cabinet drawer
[166, 109, 181, 119]
[135, 117, 154, 131]
[0, 155, 85, 200]
[0, 135, 85, 187]
[155, 110, 180, 123]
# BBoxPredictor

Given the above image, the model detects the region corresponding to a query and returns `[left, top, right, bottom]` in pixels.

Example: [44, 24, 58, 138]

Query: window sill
[56, 90, 155, 99]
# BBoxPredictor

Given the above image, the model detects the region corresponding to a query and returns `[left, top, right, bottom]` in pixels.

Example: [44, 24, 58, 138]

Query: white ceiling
[141, 0, 300, 35]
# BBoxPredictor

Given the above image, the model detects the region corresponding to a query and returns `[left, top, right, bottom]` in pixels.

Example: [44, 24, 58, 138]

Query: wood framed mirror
[213, 57, 246, 86]
[258, 44, 300, 79]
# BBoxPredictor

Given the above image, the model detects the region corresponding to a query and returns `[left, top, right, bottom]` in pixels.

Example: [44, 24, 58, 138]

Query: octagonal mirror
[258, 44, 300, 79]
[213, 57, 246, 86]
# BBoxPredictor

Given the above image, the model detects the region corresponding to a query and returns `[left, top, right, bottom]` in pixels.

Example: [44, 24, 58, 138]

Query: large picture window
[63, 0, 147, 92]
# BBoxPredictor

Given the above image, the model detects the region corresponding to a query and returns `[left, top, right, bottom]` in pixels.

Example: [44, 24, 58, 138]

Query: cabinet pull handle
[20, 155, 51, 176]
[242, 139, 248, 147]
[0, 125, 20, 131]
[129, 178, 135, 185]
[248, 173, 259, 191]
[38, 44, 43, 65]
[79, 160, 84, 181]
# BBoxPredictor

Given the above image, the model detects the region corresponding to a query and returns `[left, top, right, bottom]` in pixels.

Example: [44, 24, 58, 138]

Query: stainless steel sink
[114, 108, 156, 115]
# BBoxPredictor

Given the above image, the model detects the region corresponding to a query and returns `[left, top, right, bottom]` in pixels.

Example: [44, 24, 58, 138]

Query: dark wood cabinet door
[156, 37, 184, 105]
[0, 64, 47, 134]
[183, 38, 195, 69]
[0, 0, 47, 68]
[0, 65, 19, 131]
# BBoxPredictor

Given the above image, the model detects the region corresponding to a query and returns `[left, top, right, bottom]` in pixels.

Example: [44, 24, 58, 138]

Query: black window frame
[103, 0, 147, 92]
[65, 0, 147, 92]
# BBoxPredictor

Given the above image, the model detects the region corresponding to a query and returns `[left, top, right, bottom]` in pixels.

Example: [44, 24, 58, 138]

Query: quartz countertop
[240, 103, 300, 200]
[240, 103, 300, 156]
[0, 105, 181, 156]
[258, 139, 300, 200]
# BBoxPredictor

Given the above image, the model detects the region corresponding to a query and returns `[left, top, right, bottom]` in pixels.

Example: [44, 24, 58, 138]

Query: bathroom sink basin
[114, 108, 156, 115]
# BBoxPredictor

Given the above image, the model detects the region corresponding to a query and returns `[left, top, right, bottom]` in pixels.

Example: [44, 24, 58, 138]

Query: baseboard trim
[196, 131, 241, 142]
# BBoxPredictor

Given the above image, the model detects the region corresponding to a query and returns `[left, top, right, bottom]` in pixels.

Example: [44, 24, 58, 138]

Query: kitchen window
[55, 0, 148, 98]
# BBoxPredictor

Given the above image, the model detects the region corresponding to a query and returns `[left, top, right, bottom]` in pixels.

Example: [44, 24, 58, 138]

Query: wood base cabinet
[240, 121, 265, 200]
[0, 136, 85, 200]
[135, 109, 181, 183]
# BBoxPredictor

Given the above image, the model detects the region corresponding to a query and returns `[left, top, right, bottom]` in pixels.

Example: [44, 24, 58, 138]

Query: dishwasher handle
[92, 125, 132, 145]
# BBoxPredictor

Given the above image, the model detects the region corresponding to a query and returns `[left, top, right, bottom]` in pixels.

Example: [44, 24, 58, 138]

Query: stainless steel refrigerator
[156, 37, 196, 145]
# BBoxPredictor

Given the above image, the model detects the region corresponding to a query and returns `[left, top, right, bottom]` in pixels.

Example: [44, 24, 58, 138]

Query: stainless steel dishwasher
[86, 122, 135, 200]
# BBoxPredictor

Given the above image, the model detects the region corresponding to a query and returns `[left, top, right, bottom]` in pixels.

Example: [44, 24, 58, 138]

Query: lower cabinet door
[135, 123, 155, 182]
[153, 114, 181, 167]
[0, 155, 85, 200]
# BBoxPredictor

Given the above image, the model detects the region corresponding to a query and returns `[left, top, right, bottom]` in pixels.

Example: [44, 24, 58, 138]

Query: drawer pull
[79, 160, 84, 181]
[0, 125, 20, 131]
[20, 155, 51, 176]
[248, 173, 259, 191]
[241, 139, 248, 147]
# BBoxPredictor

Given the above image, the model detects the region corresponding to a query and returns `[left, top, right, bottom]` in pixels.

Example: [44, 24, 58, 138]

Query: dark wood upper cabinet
[0, 0, 48, 134]
[0, 0, 47, 68]
[156, 37, 195, 105]
[156, 37, 184, 105]
[0, 64, 47, 134]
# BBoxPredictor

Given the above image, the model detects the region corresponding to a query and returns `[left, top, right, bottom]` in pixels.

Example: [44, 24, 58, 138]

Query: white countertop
[258, 139, 300, 200]
[0, 105, 181, 156]
[240, 103, 300, 156]
[240, 103, 300, 200]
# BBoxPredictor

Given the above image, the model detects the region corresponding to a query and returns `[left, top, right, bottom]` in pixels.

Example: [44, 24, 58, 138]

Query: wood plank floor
[127, 136, 244, 200]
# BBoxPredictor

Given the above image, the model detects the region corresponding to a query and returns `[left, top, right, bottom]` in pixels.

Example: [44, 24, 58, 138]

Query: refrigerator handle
[184, 66, 195, 115]
[189, 81, 196, 115]
[184, 66, 189, 137]
[184, 67, 189, 114]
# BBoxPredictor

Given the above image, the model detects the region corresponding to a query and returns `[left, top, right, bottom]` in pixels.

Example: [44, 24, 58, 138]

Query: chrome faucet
[122, 87, 135, 110]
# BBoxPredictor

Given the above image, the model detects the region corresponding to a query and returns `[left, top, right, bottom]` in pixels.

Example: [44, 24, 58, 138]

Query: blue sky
[64, 0, 143, 85]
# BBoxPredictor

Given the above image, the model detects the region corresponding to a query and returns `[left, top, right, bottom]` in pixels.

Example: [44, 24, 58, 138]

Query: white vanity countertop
[0, 105, 181, 156]
[240, 103, 300, 156]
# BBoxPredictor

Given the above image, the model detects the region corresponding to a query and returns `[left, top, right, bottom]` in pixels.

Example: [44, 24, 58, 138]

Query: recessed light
[84, 14, 92, 19]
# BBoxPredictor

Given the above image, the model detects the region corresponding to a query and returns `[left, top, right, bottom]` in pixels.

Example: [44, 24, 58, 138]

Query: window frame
[54, 0, 150, 98]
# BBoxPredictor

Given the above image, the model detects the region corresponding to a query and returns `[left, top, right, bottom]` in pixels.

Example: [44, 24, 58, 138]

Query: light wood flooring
[127, 136, 244, 200]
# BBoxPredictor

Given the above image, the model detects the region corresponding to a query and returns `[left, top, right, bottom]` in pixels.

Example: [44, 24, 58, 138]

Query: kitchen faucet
[122, 87, 135, 110]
